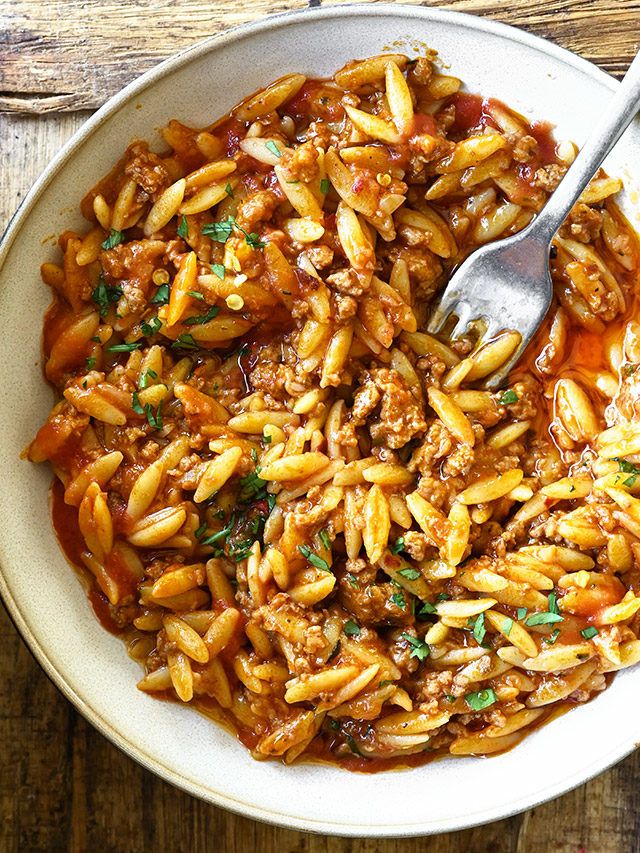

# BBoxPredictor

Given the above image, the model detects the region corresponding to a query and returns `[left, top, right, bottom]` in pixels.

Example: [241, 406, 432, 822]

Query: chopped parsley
[465, 688, 497, 711]
[391, 590, 406, 609]
[346, 572, 359, 589]
[183, 305, 221, 326]
[188, 290, 204, 300]
[139, 367, 158, 389]
[517, 607, 528, 621]
[400, 633, 429, 661]
[502, 616, 514, 637]
[131, 391, 144, 415]
[91, 276, 122, 318]
[614, 458, 640, 488]
[398, 567, 420, 580]
[472, 612, 486, 645]
[319, 529, 331, 550]
[151, 283, 170, 305]
[525, 611, 563, 627]
[145, 402, 163, 430]
[623, 363, 637, 377]
[543, 628, 561, 645]
[265, 140, 281, 157]
[171, 333, 198, 350]
[210, 263, 225, 280]
[390, 537, 405, 554]
[344, 619, 360, 636]
[225, 183, 234, 198]
[299, 544, 330, 572]
[195, 520, 208, 540]
[320, 178, 330, 195]
[263, 434, 272, 444]
[202, 216, 265, 249]
[548, 591, 560, 615]
[581, 626, 599, 640]
[344, 732, 365, 757]
[177, 215, 189, 239]
[141, 316, 162, 337]
[101, 229, 125, 250]
[107, 341, 143, 353]
[499, 390, 519, 405]
[85, 356, 96, 370]
[199, 518, 235, 547]
[417, 601, 436, 617]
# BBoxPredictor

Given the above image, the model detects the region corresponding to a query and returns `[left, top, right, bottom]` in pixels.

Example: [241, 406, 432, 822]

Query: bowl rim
[0, 2, 634, 837]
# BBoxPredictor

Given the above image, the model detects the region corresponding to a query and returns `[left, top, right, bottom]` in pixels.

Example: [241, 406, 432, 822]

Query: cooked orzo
[26, 52, 640, 768]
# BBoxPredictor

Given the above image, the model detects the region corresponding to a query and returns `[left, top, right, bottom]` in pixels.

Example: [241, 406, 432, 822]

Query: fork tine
[449, 303, 474, 340]
[426, 291, 465, 335]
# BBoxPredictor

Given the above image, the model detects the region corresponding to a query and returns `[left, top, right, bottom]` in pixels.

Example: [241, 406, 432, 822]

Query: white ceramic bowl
[1, 4, 639, 837]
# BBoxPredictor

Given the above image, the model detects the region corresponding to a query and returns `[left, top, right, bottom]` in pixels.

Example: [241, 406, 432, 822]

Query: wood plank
[1, 0, 639, 114]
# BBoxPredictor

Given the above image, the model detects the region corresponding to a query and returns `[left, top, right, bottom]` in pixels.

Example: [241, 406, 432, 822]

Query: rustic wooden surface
[2, 0, 640, 850]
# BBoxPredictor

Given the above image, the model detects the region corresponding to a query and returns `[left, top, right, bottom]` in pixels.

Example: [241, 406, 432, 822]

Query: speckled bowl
[1, 4, 639, 837]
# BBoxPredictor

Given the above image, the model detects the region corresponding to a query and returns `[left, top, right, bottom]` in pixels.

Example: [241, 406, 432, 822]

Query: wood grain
[2, 1, 640, 850]
[1, 0, 639, 113]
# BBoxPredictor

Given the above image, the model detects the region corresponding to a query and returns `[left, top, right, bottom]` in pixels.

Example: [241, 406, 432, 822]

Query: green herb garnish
[319, 529, 331, 550]
[320, 178, 330, 194]
[499, 390, 519, 405]
[472, 612, 486, 644]
[139, 367, 158, 389]
[525, 611, 563, 627]
[141, 316, 162, 337]
[465, 688, 497, 711]
[151, 283, 170, 305]
[344, 619, 360, 636]
[265, 140, 281, 157]
[85, 357, 96, 370]
[101, 229, 125, 250]
[400, 633, 429, 661]
[107, 342, 142, 353]
[299, 544, 330, 572]
[225, 183, 234, 198]
[502, 617, 514, 637]
[390, 537, 405, 554]
[131, 391, 144, 415]
[171, 333, 198, 350]
[398, 567, 420, 580]
[177, 215, 188, 239]
[91, 276, 122, 318]
[581, 626, 599, 640]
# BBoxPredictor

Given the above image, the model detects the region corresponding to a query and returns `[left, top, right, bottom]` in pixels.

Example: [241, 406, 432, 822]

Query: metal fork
[426, 49, 640, 388]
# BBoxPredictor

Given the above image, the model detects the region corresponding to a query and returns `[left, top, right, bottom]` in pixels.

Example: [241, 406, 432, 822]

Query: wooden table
[2, 1, 640, 849]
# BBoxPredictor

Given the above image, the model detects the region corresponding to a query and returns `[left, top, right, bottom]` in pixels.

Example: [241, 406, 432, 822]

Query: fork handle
[530, 48, 640, 245]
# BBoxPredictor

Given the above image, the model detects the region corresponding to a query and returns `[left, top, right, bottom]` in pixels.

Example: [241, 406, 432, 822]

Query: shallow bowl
[1, 3, 639, 836]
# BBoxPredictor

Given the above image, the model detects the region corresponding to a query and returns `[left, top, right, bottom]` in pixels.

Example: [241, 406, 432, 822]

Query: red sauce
[50, 478, 124, 634]
[410, 112, 438, 138]
[449, 93, 498, 136]
[217, 117, 247, 157]
[286, 81, 344, 122]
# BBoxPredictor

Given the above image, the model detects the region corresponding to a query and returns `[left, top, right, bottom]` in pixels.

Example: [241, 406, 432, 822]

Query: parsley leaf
[391, 590, 405, 609]
[85, 357, 96, 370]
[525, 611, 563, 627]
[151, 283, 170, 305]
[320, 178, 330, 194]
[139, 367, 158, 390]
[465, 688, 497, 711]
[417, 601, 436, 617]
[499, 390, 519, 405]
[390, 537, 405, 554]
[472, 612, 486, 644]
[183, 305, 220, 326]
[517, 607, 528, 621]
[344, 619, 360, 636]
[502, 616, 514, 637]
[225, 183, 234, 198]
[107, 341, 143, 353]
[400, 633, 429, 661]
[346, 572, 359, 589]
[319, 529, 331, 550]
[615, 458, 640, 478]
[299, 544, 330, 572]
[544, 628, 561, 645]
[265, 140, 281, 157]
[548, 590, 560, 615]
[101, 229, 125, 250]
[144, 402, 163, 429]
[581, 626, 598, 640]
[210, 263, 225, 280]
[398, 567, 420, 580]
[202, 220, 235, 242]
[177, 215, 189, 239]
[623, 363, 637, 377]
[171, 333, 198, 350]
[141, 316, 162, 337]
[131, 391, 144, 415]
[91, 276, 122, 318]
[188, 290, 204, 300]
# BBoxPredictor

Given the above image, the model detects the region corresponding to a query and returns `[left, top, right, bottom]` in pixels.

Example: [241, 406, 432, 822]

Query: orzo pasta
[26, 52, 640, 769]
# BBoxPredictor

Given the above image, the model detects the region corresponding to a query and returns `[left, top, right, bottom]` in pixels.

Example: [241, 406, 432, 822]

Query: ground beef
[124, 143, 172, 200]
